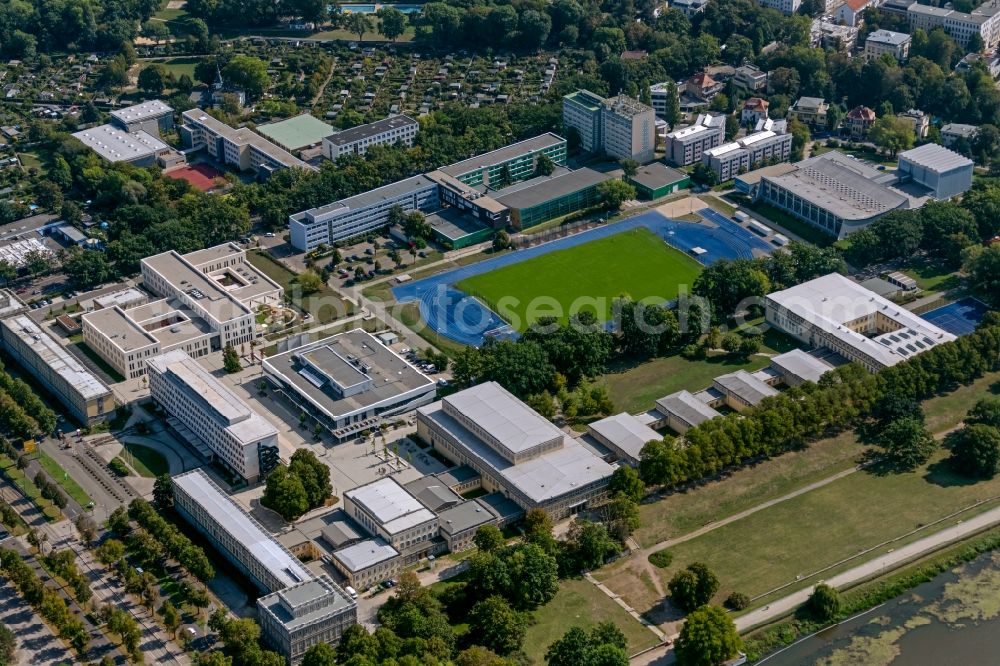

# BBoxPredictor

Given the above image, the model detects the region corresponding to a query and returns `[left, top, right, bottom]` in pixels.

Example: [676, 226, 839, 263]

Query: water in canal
[762, 550, 1000, 665]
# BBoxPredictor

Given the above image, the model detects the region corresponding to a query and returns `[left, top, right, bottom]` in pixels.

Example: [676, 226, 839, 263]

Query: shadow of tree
[924, 459, 979, 488]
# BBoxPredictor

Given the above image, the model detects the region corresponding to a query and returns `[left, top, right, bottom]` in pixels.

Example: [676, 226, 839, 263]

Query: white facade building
[322, 115, 419, 160]
[563, 90, 656, 162]
[758, 0, 801, 15]
[765, 273, 956, 372]
[702, 123, 793, 181]
[147, 349, 279, 483]
[179, 109, 315, 175]
[664, 113, 726, 166]
[865, 29, 912, 61]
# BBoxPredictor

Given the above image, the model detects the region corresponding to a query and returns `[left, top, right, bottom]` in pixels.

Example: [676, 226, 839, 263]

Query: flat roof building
[654, 390, 722, 433]
[564, 90, 656, 162]
[627, 163, 690, 199]
[587, 412, 661, 465]
[330, 538, 400, 590]
[343, 477, 438, 557]
[897, 143, 973, 200]
[865, 29, 912, 61]
[417, 382, 614, 520]
[702, 121, 793, 181]
[256, 114, 335, 152]
[263, 328, 437, 441]
[92, 287, 149, 311]
[84, 243, 280, 379]
[322, 115, 419, 161]
[172, 469, 356, 664]
[439, 133, 568, 187]
[493, 168, 614, 230]
[72, 125, 171, 166]
[0, 315, 115, 424]
[180, 109, 315, 176]
[665, 114, 726, 166]
[147, 349, 279, 483]
[109, 99, 174, 134]
[765, 273, 956, 372]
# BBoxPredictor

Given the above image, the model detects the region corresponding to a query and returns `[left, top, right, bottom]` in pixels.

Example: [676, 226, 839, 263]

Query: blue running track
[921, 297, 990, 336]
[392, 209, 773, 346]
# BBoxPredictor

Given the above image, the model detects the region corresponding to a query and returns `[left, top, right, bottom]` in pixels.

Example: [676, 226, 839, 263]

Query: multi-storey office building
[0, 315, 115, 424]
[562, 90, 605, 153]
[906, 1, 1000, 50]
[343, 477, 438, 559]
[322, 115, 419, 160]
[439, 133, 568, 188]
[147, 349, 279, 483]
[701, 124, 793, 181]
[172, 470, 356, 665]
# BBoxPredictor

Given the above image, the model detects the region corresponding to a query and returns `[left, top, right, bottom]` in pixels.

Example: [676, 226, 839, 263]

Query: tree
[669, 563, 719, 613]
[596, 180, 636, 210]
[302, 642, 337, 666]
[222, 55, 270, 100]
[96, 539, 125, 565]
[468, 596, 527, 656]
[619, 158, 639, 177]
[693, 259, 770, 320]
[608, 466, 645, 503]
[35, 181, 63, 211]
[807, 583, 842, 622]
[138, 64, 170, 94]
[788, 118, 810, 161]
[347, 12, 374, 41]
[62, 248, 110, 288]
[869, 116, 915, 156]
[948, 424, 1000, 479]
[964, 245, 1000, 305]
[674, 605, 741, 666]
[223, 345, 242, 373]
[546, 623, 628, 666]
[153, 475, 173, 511]
[879, 416, 936, 471]
[0, 624, 15, 665]
[161, 600, 181, 637]
[967, 397, 1000, 429]
[297, 270, 323, 295]
[261, 466, 309, 521]
[474, 524, 505, 552]
[21, 249, 51, 277]
[377, 7, 406, 41]
[535, 152, 556, 177]
[661, 81, 680, 130]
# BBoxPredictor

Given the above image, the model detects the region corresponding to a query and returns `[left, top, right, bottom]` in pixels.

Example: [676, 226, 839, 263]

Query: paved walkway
[735, 502, 1000, 632]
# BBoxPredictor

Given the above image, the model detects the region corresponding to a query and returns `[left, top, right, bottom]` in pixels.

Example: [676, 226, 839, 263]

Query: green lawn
[17, 151, 45, 174]
[152, 7, 188, 21]
[147, 57, 199, 79]
[745, 201, 834, 247]
[398, 302, 468, 357]
[599, 327, 797, 415]
[0, 454, 61, 521]
[524, 578, 660, 662]
[456, 228, 702, 330]
[900, 260, 962, 293]
[700, 195, 736, 216]
[122, 444, 169, 478]
[37, 451, 92, 507]
[247, 251, 352, 324]
[596, 368, 1000, 616]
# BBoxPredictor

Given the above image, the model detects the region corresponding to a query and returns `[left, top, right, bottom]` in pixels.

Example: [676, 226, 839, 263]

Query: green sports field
[456, 227, 702, 330]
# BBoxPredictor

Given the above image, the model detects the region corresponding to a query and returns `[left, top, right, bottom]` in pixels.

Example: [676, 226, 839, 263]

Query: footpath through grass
[525, 578, 659, 662]
[598, 369, 1000, 616]
[456, 227, 702, 330]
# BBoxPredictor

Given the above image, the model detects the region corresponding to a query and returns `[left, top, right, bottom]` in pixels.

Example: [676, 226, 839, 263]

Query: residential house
[844, 106, 876, 140]
[741, 98, 769, 125]
[835, 0, 871, 26]
[788, 97, 829, 129]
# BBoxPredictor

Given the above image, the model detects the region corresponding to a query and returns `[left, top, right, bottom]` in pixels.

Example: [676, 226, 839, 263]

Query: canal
[761, 550, 1000, 665]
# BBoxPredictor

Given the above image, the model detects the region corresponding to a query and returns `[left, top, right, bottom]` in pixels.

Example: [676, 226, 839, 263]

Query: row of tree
[640, 318, 1000, 490]
[0, 547, 90, 655]
[116, 498, 216, 583]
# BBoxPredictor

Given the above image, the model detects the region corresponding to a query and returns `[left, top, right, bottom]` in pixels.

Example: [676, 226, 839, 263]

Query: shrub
[648, 550, 673, 568]
[725, 591, 750, 610]
[108, 458, 129, 477]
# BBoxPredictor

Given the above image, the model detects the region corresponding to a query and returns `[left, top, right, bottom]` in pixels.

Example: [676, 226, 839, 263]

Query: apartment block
[563, 90, 656, 162]
[702, 122, 793, 181]
[664, 113, 726, 166]
[322, 115, 419, 160]
[865, 29, 911, 61]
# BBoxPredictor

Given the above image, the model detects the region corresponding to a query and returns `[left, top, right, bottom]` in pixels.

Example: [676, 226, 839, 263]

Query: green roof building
[256, 114, 335, 152]
[627, 163, 690, 199]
